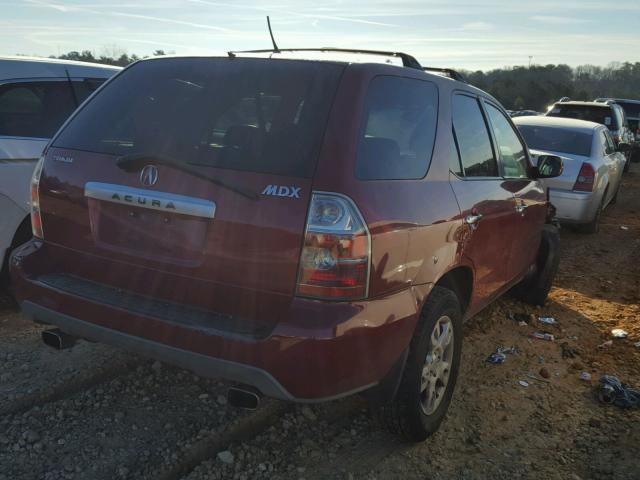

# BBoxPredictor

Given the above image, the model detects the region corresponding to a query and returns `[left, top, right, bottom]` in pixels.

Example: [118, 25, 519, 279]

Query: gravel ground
[1, 164, 638, 480]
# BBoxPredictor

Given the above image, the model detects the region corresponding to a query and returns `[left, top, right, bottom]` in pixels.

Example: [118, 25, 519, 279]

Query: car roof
[0, 55, 121, 81]
[553, 100, 611, 109]
[596, 98, 640, 104]
[514, 115, 601, 134]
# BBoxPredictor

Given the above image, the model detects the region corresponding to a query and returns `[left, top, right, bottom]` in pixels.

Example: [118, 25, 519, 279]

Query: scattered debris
[486, 346, 518, 364]
[539, 367, 550, 379]
[538, 316, 557, 326]
[597, 375, 640, 408]
[524, 372, 550, 384]
[561, 342, 579, 359]
[518, 321, 528, 327]
[531, 332, 555, 342]
[597, 340, 614, 350]
[611, 328, 628, 339]
[508, 312, 531, 324]
[518, 380, 529, 388]
[634, 342, 640, 349]
[620, 226, 629, 230]
[580, 372, 592, 381]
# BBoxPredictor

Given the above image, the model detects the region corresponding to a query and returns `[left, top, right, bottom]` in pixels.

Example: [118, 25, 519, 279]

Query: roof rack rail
[422, 67, 467, 83]
[227, 47, 423, 70]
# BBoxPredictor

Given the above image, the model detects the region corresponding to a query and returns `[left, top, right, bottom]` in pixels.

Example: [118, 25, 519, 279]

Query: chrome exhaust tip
[41, 328, 77, 350]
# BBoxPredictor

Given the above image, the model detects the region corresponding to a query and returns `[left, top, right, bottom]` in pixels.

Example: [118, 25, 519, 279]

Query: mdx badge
[261, 185, 301, 198]
[140, 165, 159, 187]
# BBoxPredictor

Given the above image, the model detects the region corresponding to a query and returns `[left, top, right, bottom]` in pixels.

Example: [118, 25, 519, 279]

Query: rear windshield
[53, 58, 344, 178]
[547, 104, 618, 130]
[616, 101, 640, 119]
[517, 124, 592, 157]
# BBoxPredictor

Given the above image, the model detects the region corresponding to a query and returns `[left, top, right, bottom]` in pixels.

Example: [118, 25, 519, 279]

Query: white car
[514, 116, 628, 233]
[0, 57, 120, 286]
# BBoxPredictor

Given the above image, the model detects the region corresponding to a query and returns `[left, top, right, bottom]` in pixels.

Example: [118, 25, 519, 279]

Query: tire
[371, 286, 462, 442]
[0, 217, 31, 290]
[511, 224, 560, 306]
[610, 185, 619, 205]
[581, 193, 605, 234]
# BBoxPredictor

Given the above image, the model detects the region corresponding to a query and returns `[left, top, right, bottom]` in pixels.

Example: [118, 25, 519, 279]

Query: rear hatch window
[548, 104, 617, 131]
[53, 57, 344, 177]
[518, 125, 592, 157]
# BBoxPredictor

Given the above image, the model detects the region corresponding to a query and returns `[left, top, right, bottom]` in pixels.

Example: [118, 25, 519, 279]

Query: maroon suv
[11, 49, 562, 441]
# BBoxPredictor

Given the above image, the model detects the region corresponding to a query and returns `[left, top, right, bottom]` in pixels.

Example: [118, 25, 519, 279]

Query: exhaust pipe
[227, 386, 261, 410]
[42, 328, 77, 350]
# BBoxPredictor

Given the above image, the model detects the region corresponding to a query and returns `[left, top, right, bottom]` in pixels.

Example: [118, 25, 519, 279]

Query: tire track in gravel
[0, 362, 251, 480]
[0, 311, 144, 418]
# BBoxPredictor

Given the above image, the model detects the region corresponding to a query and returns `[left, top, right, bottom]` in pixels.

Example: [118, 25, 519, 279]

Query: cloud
[531, 15, 591, 25]
[460, 21, 493, 31]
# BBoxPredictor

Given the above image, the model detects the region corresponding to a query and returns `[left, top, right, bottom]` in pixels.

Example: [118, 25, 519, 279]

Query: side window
[602, 130, 615, 155]
[484, 103, 528, 178]
[356, 76, 438, 180]
[451, 94, 498, 177]
[72, 79, 106, 105]
[0, 81, 77, 138]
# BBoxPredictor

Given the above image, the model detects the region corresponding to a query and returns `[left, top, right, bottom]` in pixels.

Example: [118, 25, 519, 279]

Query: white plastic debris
[612, 329, 628, 339]
[580, 372, 592, 381]
[620, 226, 629, 230]
[519, 380, 529, 388]
[538, 316, 557, 325]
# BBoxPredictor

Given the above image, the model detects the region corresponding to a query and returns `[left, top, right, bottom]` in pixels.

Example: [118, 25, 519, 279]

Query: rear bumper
[548, 188, 599, 224]
[11, 241, 423, 402]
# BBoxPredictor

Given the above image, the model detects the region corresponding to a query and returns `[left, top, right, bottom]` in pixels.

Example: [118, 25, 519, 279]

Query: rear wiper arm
[116, 154, 259, 201]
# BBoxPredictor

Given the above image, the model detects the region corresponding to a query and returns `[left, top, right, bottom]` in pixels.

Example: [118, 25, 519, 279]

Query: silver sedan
[514, 116, 627, 233]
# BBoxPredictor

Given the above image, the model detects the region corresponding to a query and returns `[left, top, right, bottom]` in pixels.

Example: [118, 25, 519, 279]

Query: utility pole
[528, 56, 533, 68]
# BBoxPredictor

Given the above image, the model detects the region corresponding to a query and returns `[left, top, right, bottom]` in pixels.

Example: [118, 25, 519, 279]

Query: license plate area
[85, 182, 215, 265]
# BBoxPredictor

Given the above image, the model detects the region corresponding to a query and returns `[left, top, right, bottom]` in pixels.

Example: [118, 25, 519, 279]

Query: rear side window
[602, 130, 616, 154]
[53, 58, 344, 178]
[356, 76, 438, 180]
[617, 102, 640, 119]
[452, 94, 498, 177]
[0, 81, 79, 138]
[485, 103, 528, 178]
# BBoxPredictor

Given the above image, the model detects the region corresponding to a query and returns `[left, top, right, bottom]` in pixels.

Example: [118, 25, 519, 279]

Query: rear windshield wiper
[116, 154, 259, 201]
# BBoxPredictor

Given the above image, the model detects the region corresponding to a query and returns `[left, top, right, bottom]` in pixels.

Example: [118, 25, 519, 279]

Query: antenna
[266, 16, 280, 53]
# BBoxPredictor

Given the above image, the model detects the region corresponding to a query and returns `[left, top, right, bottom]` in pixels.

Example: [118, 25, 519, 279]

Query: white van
[0, 56, 120, 286]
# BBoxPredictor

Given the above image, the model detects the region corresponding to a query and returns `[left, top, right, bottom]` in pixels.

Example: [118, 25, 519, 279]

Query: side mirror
[617, 142, 631, 153]
[534, 155, 564, 178]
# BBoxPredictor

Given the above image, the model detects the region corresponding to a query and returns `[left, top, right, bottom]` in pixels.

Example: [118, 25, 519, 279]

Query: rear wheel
[0, 217, 31, 290]
[581, 193, 605, 234]
[511, 224, 560, 306]
[372, 286, 462, 442]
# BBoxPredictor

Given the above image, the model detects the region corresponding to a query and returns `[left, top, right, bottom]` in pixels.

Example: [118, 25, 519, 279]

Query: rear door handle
[465, 213, 484, 225]
[515, 203, 528, 213]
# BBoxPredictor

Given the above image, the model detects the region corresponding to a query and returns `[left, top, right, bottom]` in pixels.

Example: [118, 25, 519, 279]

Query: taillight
[573, 162, 595, 192]
[296, 192, 370, 300]
[30, 155, 45, 239]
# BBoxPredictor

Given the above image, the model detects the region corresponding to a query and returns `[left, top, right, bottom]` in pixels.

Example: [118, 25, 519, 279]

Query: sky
[1, 0, 639, 70]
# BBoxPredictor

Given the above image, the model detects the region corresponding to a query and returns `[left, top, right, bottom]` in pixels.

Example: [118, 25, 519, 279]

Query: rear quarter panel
[311, 65, 463, 298]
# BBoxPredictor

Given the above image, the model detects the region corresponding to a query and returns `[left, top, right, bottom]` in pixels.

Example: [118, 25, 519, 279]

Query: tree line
[50, 50, 640, 111]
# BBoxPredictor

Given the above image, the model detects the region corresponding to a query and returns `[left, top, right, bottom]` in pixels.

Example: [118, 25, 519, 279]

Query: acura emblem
[139, 165, 159, 187]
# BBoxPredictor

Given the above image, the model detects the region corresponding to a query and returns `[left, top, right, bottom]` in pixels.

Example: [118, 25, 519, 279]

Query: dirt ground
[1, 165, 638, 480]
